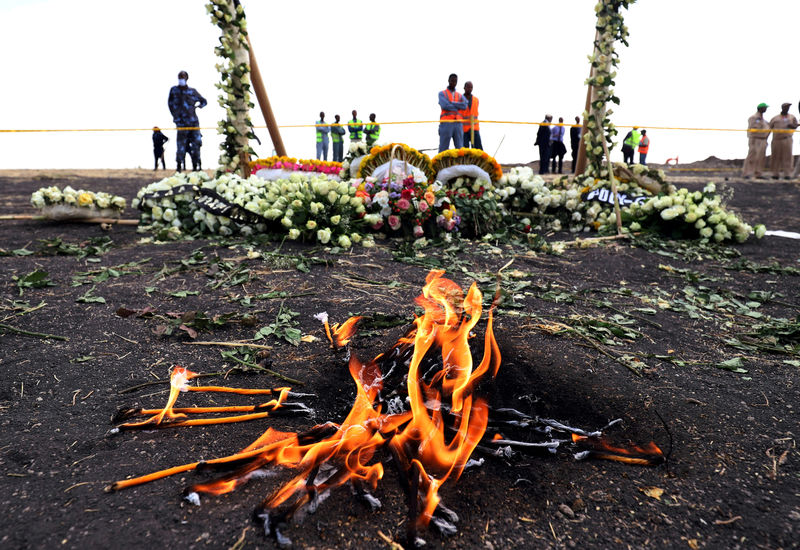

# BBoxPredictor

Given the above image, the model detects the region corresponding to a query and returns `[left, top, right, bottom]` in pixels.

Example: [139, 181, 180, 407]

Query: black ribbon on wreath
[194, 188, 270, 225]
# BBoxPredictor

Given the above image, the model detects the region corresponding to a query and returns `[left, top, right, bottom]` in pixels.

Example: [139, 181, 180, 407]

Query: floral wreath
[357, 143, 435, 181]
[431, 148, 503, 182]
[31, 186, 126, 216]
[250, 156, 342, 176]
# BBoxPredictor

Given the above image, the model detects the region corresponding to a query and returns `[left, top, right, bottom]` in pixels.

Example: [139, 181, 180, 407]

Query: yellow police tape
[0, 121, 796, 133]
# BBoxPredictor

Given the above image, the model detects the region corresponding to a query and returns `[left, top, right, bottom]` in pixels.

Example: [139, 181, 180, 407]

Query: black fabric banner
[581, 188, 647, 206]
[195, 188, 269, 225]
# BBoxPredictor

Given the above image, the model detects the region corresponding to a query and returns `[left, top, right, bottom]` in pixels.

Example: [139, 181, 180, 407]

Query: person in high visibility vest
[637, 129, 650, 165]
[365, 113, 381, 147]
[460, 81, 482, 150]
[315, 112, 330, 161]
[331, 114, 346, 162]
[348, 110, 363, 143]
[438, 73, 468, 152]
[621, 126, 640, 164]
[742, 102, 769, 178]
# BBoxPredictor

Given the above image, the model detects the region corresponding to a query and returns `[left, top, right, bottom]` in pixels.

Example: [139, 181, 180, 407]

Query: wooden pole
[246, 36, 287, 157]
[470, 115, 475, 147]
[596, 112, 623, 235]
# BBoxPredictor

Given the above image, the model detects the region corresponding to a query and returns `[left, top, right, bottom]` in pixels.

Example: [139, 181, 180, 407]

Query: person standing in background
[460, 81, 482, 150]
[550, 117, 567, 174]
[348, 110, 363, 144]
[365, 113, 381, 148]
[621, 126, 640, 165]
[569, 116, 582, 173]
[152, 127, 168, 171]
[534, 115, 552, 174]
[168, 70, 207, 172]
[768, 102, 798, 179]
[637, 129, 650, 165]
[742, 103, 770, 179]
[331, 114, 346, 162]
[438, 73, 468, 152]
[315, 112, 330, 161]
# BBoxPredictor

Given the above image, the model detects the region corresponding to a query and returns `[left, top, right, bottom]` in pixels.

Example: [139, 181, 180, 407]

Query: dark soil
[0, 168, 798, 550]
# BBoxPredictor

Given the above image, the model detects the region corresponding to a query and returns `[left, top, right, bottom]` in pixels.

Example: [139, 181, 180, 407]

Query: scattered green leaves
[168, 290, 200, 298]
[14, 269, 55, 296]
[76, 286, 106, 304]
[71, 258, 151, 286]
[716, 357, 748, 374]
[38, 236, 114, 259]
[254, 302, 302, 346]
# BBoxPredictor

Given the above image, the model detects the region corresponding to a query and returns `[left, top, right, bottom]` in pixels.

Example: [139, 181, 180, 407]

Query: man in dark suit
[534, 114, 552, 174]
[570, 116, 582, 173]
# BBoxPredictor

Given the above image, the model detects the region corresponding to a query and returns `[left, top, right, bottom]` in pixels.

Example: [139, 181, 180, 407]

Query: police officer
[168, 70, 207, 172]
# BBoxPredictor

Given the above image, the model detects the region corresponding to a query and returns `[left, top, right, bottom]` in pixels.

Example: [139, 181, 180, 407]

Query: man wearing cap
[768, 102, 798, 179]
[742, 103, 770, 178]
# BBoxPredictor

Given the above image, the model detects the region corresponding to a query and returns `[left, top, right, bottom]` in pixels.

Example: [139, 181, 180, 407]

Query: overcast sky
[1, 0, 799, 169]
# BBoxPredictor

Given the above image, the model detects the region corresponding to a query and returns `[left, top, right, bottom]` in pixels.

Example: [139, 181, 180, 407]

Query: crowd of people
[313, 110, 380, 162]
[155, 71, 800, 180]
[743, 101, 800, 179]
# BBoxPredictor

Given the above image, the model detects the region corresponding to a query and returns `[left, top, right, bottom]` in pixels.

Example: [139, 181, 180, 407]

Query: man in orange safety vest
[637, 129, 650, 165]
[460, 81, 482, 150]
[438, 73, 468, 152]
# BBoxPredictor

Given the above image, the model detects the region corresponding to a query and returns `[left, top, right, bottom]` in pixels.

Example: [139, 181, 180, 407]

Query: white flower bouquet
[30, 185, 126, 220]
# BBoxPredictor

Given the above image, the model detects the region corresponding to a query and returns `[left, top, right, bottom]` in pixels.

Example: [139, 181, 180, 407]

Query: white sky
[1, 0, 799, 169]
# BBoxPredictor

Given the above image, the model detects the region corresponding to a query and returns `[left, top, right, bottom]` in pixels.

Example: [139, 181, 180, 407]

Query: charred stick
[111, 411, 275, 432]
[106, 444, 277, 492]
[187, 385, 290, 395]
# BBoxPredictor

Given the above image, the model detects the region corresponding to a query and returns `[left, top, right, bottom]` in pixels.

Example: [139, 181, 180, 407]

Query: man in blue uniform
[168, 71, 207, 172]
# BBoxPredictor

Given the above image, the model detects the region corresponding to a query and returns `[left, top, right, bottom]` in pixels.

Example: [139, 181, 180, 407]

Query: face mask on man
[178, 78, 187, 86]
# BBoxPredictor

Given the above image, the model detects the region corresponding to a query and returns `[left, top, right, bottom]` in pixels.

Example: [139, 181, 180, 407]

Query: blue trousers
[639, 153, 647, 165]
[316, 139, 329, 161]
[332, 141, 343, 162]
[463, 130, 482, 150]
[438, 122, 463, 152]
[176, 130, 202, 167]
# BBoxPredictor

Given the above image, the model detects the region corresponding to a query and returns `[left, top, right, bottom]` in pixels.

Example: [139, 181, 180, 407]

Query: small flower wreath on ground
[31, 186, 126, 219]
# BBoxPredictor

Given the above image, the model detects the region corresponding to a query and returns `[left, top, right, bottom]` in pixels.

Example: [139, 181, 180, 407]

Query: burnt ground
[0, 167, 798, 550]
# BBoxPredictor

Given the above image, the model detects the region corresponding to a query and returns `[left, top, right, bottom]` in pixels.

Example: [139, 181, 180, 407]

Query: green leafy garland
[207, 0, 257, 175]
[581, 0, 635, 181]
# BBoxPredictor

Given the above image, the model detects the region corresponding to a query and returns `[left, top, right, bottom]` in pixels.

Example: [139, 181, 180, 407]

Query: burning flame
[118, 270, 501, 536]
[572, 433, 664, 465]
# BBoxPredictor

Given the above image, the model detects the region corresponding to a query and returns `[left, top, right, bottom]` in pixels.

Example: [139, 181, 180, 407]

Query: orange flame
[121, 366, 197, 428]
[573, 434, 664, 465]
[187, 270, 500, 530]
[111, 271, 501, 538]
